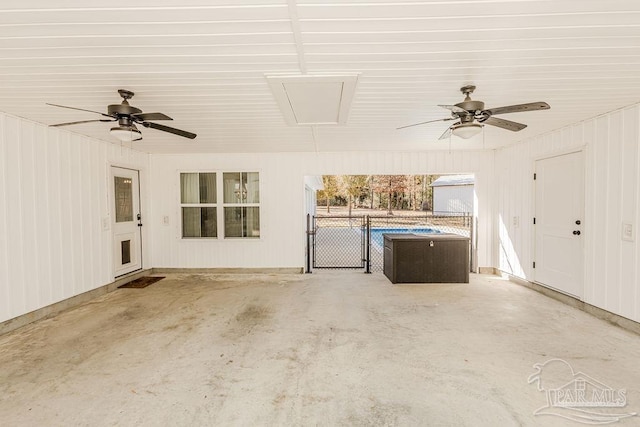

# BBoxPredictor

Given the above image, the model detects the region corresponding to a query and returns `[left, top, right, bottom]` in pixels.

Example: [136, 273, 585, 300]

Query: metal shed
[430, 174, 475, 215]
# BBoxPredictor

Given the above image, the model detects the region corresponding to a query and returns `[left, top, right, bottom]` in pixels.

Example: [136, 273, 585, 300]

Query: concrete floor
[0, 272, 639, 426]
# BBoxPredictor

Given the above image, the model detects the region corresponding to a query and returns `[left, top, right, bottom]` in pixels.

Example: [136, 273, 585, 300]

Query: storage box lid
[382, 233, 469, 242]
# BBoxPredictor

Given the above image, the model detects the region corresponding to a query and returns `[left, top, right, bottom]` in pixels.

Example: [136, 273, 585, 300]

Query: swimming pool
[368, 227, 440, 247]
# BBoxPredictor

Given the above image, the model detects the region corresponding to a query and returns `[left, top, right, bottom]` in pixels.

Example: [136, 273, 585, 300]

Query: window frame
[222, 172, 261, 239]
[179, 172, 219, 239]
[178, 170, 261, 240]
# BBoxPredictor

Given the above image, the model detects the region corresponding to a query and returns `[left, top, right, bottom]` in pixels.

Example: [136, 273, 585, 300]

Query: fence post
[305, 214, 312, 274]
[365, 215, 371, 274]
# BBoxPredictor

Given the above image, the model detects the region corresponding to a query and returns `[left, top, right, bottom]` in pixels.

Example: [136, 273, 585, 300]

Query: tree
[317, 175, 339, 213]
[372, 175, 407, 215]
[406, 175, 416, 210]
[341, 175, 369, 216]
[369, 175, 375, 209]
[424, 174, 439, 211]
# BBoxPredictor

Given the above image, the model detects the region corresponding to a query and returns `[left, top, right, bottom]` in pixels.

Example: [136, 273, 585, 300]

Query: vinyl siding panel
[495, 103, 640, 323]
[4, 116, 27, 317]
[0, 112, 149, 323]
[0, 115, 8, 319]
[619, 107, 639, 320]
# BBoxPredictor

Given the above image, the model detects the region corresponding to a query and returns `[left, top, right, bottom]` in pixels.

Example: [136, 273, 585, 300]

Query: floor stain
[236, 304, 271, 327]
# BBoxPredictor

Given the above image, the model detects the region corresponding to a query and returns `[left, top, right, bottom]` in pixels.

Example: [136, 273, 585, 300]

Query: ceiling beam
[287, 0, 307, 74]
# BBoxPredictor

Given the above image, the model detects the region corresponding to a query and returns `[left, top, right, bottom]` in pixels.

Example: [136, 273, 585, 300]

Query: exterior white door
[534, 151, 584, 298]
[111, 167, 142, 277]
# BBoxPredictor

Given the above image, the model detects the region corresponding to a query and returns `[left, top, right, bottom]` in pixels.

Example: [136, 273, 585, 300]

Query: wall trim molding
[0, 269, 151, 336]
[151, 267, 304, 274]
[503, 272, 640, 336]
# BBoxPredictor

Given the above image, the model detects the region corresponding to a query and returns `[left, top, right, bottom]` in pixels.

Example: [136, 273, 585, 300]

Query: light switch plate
[622, 222, 634, 241]
[102, 217, 110, 231]
[163, 215, 170, 226]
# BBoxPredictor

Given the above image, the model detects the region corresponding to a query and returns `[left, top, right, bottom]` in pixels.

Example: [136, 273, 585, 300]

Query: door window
[114, 177, 133, 222]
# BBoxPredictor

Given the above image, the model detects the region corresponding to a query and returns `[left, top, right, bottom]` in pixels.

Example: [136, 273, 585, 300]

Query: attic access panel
[267, 75, 359, 126]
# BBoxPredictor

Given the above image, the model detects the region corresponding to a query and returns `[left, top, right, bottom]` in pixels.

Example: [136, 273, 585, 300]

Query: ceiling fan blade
[51, 119, 116, 127]
[46, 103, 112, 118]
[438, 104, 468, 114]
[142, 122, 196, 139]
[483, 102, 550, 116]
[438, 124, 456, 140]
[132, 112, 173, 121]
[397, 117, 455, 130]
[483, 117, 527, 132]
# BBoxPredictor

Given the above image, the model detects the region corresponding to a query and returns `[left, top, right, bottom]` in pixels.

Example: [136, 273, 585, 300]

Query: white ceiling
[1, 0, 639, 153]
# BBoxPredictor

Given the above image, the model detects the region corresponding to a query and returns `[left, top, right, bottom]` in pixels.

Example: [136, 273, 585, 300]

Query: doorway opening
[306, 174, 477, 273]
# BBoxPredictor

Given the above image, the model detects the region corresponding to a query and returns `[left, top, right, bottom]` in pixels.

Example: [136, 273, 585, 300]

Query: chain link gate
[311, 216, 366, 269]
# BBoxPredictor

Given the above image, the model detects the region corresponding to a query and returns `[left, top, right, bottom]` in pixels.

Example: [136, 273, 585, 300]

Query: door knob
[573, 230, 581, 235]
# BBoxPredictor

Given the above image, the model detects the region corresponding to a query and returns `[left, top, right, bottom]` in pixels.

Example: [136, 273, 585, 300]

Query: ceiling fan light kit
[110, 125, 142, 142]
[47, 89, 197, 141]
[398, 85, 550, 141]
[451, 122, 483, 139]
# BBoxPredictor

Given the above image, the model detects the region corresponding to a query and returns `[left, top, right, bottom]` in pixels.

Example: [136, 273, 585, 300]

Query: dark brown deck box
[383, 233, 470, 284]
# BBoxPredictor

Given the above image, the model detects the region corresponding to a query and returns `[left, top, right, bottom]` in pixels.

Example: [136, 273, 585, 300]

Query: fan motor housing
[107, 104, 142, 116]
[455, 100, 484, 112]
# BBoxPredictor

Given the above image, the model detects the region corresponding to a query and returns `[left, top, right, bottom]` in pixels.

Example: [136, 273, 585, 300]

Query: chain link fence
[309, 214, 474, 272]
[367, 214, 472, 272]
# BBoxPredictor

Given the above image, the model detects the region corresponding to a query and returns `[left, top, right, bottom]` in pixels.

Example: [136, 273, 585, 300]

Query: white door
[111, 167, 142, 277]
[534, 151, 584, 297]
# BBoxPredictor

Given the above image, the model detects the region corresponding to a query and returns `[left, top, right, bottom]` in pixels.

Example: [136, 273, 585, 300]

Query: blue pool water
[369, 228, 440, 247]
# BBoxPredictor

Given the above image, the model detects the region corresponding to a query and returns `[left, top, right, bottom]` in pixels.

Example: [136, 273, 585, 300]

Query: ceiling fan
[47, 89, 197, 142]
[398, 85, 550, 140]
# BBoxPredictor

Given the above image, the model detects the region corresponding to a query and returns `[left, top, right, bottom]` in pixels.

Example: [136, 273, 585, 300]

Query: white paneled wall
[4, 100, 638, 327]
[150, 153, 302, 269]
[149, 150, 495, 270]
[0, 112, 149, 323]
[495, 104, 640, 323]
